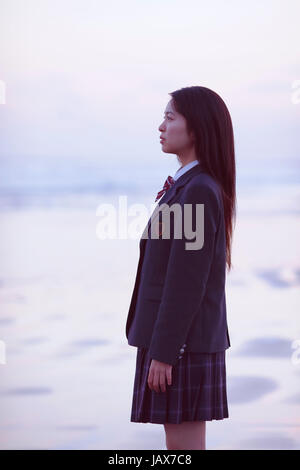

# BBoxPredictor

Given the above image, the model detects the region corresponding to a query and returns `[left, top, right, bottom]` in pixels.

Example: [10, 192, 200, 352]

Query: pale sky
[0, 0, 299, 187]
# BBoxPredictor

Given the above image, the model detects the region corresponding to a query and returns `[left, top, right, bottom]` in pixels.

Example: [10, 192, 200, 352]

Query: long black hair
[169, 85, 236, 271]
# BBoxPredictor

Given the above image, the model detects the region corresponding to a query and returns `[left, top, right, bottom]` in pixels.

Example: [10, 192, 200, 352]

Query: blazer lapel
[140, 163, 204, 244]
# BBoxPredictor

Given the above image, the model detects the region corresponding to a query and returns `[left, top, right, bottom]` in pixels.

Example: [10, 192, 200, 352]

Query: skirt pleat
[130, 346, 229, 424]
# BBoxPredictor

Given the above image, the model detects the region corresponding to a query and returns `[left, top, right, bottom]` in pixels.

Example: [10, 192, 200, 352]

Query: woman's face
[158, 99, 194, 155]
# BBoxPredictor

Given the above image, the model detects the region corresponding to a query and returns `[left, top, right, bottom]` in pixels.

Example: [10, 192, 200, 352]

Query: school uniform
[125, 160, 230, 423]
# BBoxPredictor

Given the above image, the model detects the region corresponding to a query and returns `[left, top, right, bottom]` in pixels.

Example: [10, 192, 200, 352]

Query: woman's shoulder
[183, 171, 222, 205]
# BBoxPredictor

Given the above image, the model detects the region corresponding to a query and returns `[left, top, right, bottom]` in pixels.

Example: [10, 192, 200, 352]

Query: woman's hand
[147, 359, 172, 393]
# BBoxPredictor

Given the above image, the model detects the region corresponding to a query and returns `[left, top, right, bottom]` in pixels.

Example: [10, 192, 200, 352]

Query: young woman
[125, 85, 236, 450]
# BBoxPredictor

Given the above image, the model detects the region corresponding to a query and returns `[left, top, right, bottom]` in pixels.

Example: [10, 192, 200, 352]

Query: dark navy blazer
[125, 163, 231, 366]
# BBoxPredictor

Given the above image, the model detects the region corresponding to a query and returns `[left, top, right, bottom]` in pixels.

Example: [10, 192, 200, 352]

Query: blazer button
[178, 355, 183, 359]
[183, 344, 187, 348]
[179, 348, 185, 354]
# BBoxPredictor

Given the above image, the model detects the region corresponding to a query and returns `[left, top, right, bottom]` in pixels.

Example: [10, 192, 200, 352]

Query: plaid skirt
[130, 346, 229, 424]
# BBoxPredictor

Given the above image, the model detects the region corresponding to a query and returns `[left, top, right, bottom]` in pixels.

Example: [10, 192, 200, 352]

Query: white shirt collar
[173, 159, 200, 181]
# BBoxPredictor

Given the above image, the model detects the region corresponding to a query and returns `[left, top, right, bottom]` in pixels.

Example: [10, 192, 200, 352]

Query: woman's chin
[161, 142, 171, 153]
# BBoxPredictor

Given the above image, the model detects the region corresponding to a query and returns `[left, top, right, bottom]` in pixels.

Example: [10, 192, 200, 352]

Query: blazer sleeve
[148, 182, 220, 365]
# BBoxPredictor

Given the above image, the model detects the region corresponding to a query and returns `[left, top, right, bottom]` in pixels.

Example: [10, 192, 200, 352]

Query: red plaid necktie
[155, 175, 175, 202]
